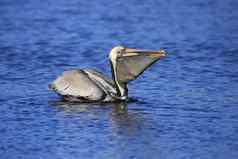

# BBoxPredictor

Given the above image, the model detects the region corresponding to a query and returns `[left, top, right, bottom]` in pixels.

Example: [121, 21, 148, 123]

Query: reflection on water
[51, 100, 144, 137]
[50, 100, 128, 114]
[48, 100, 149, 158]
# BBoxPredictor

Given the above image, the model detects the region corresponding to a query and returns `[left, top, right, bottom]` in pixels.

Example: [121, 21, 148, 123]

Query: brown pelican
[49, 46, 166, 102]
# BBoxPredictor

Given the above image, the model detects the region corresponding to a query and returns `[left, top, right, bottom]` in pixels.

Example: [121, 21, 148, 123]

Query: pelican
[49, 46, 166, 102]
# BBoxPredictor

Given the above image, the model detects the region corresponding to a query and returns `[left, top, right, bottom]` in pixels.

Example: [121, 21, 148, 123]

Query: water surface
[1, 0, 238, 159]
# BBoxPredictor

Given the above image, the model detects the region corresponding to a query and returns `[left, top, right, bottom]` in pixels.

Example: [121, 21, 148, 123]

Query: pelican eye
[117, 50, 123, 57]
[117, 50, 121, 54]
[117, 50, 123, 61]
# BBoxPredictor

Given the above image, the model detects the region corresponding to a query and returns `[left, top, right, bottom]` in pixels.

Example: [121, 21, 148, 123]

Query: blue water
[1, 0, 238, 158]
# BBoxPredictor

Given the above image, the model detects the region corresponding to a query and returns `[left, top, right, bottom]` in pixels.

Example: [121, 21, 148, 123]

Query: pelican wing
[49, 70, 105, 101]
[84, 69, 114, 86]
[84, 69, 117, 95]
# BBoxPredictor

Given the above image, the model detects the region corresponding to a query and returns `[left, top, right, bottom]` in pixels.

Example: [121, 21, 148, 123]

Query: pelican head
[109, 45, 166, 98]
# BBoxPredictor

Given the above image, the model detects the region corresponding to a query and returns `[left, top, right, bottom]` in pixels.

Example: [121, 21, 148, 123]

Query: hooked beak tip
[147, 50, 167, 58]
[160, 50, 166, 57]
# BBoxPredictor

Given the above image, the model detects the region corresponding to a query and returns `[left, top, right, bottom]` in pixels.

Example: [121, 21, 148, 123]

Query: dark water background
[1, 0, 238, 158]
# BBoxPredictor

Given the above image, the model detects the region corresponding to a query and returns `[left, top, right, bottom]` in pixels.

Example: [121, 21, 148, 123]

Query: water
[1, 0, 238, 158]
